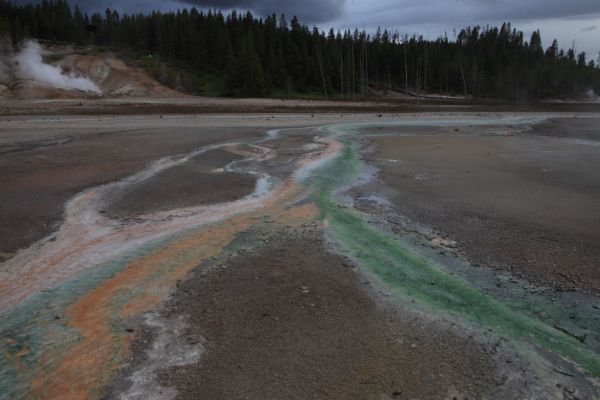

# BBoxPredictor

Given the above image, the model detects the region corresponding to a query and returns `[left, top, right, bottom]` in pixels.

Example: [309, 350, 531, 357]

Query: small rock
[564, 385, 576, 394]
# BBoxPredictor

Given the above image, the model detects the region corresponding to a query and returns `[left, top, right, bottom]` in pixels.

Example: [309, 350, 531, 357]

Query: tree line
[1, 0, 599, 99]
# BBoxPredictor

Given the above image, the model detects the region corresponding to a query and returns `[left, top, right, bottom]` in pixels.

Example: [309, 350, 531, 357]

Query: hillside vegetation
[1, 0, 599, 100]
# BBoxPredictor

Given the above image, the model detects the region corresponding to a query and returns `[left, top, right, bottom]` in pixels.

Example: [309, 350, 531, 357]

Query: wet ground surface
[106, 148, 257, 219]
[0, 126, 262, 260]
[529, 116, 600, 140]
[362, 118, 600, 294]
[0, 113, 366, 261]
[113, 229, 499, 400]
[1, 112, 599, 400]
[108, 228, 501, 399]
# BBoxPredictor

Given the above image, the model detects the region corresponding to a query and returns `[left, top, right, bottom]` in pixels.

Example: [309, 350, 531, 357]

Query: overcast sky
[17, 0, 600, 61]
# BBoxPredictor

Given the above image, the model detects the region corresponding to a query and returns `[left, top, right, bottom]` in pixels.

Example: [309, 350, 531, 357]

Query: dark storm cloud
[10, 0, 348, 22]
[179, 0, 348, 22]
[342, 0, 600, 28]
[11, 0, 600, 24]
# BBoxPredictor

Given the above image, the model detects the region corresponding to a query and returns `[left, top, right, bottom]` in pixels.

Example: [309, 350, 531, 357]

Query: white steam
[1, 40, 101, 94]
[584, 88, 598, 99]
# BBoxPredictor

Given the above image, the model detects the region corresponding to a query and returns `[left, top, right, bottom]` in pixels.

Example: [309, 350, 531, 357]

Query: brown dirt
[60, 53, 178, 97]
[0, 112, 406, 262]
[141, 229, 499, 400]
[364, 118, 600, 294]
[527, 116, 600, 140]
[106, 148, 257, 219]
[3, 96, 600, 117]
[4, 45, 179, 100]
[261, 133, 327, 178]
[0, 127, 262, 260]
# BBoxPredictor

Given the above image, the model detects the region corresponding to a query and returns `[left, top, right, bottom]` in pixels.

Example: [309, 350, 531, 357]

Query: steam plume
[3, 40, 101, 94]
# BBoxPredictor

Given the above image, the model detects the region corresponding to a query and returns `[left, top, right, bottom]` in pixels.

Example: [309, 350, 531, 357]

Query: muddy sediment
[0, 113, 396, 261]
[528, 116, 600, 140]
[0, 127, 262, 260]
[122, 230, 499, 400]
[362, 118, 600, 294]
[106, 148, 257, 219]
[2, 113, 599, 400]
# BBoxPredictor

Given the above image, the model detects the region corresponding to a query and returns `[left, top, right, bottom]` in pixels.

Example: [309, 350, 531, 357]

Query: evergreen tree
[225, 35, 265, 96]
[0, 0, 598, 99]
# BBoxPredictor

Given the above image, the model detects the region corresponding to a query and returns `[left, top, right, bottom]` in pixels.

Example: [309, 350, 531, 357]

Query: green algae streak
[308, 135, 600, 378]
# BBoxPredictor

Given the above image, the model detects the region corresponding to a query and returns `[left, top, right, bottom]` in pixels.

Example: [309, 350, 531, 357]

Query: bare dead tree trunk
[347, 49, 351, 98]
[351, 44, 355, 99]
[478, 56, 485, 99]
[316, 48, 328, 99]
[416, 58, 420, 93]
[365, 35, 368, 94]
[445, 64, 449, 94]
[458, 58, 468, 98]
[347, 48, 351, 98]
[340, 51, 344, 98]
[404, 41, 408, 95]
[424, 47, 428, 95]
[471, 60, 478, 98]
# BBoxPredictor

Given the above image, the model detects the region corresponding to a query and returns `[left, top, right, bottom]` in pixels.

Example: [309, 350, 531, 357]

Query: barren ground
[106, 148, 257, 219]
[0, 124, 262, 260]
[363, 117, 600, 294]
[1, 110, 599, 400]
[128, 230, 499, 400]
